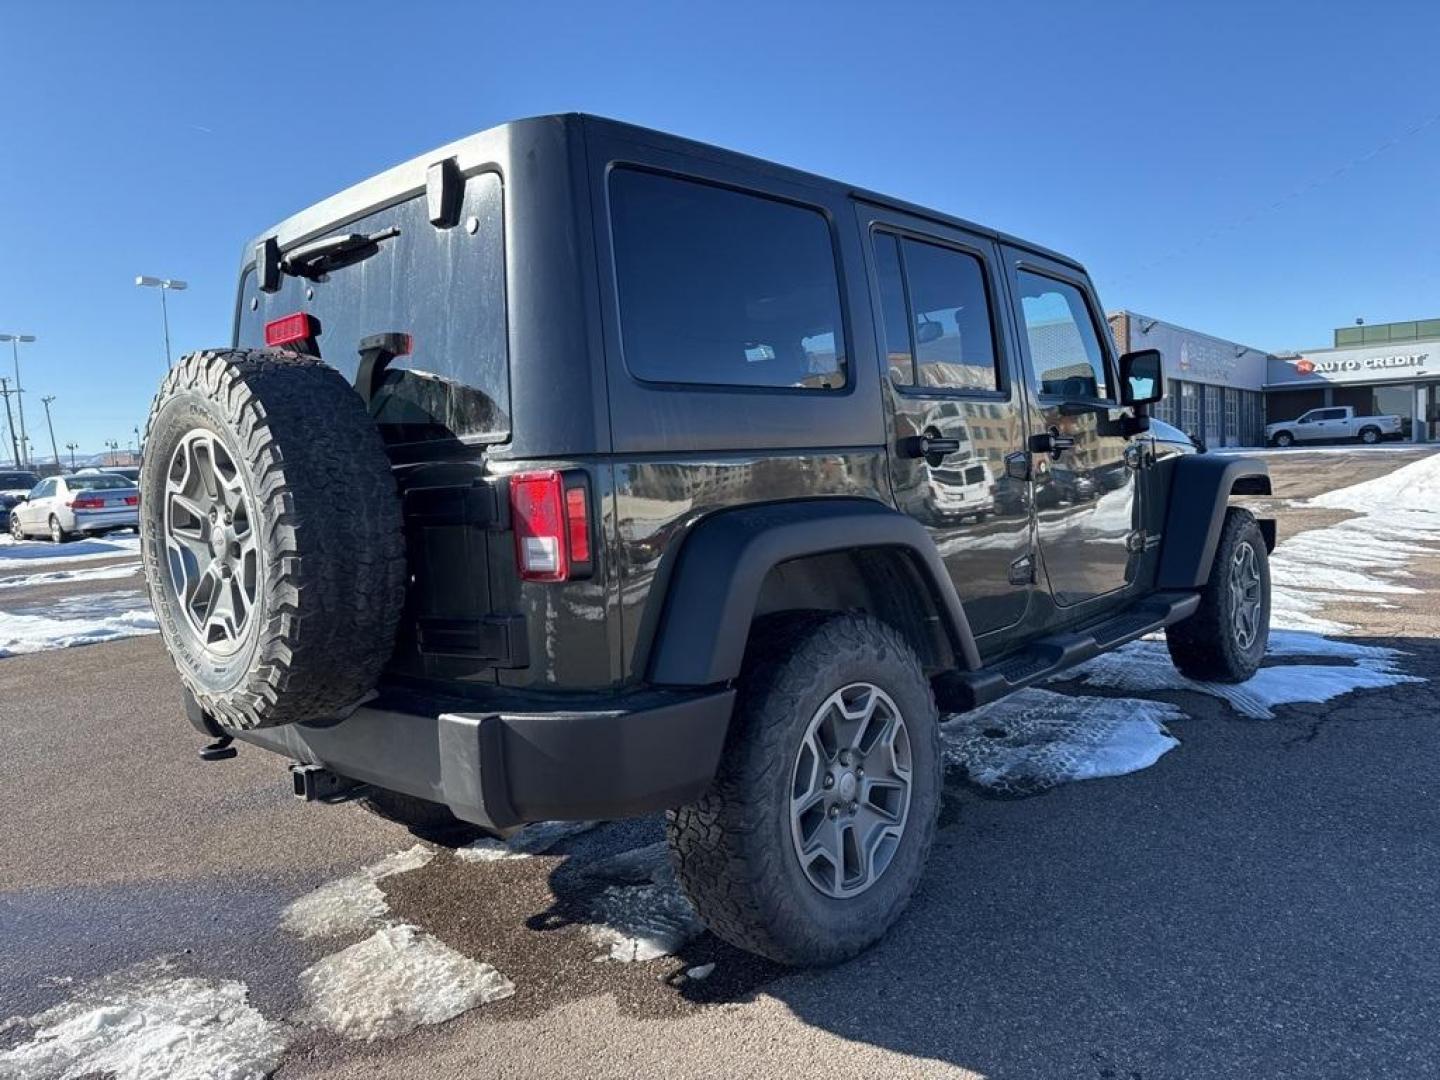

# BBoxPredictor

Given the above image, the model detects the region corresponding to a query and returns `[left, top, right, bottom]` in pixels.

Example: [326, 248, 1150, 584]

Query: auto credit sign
[1269, 345, 1432, 386]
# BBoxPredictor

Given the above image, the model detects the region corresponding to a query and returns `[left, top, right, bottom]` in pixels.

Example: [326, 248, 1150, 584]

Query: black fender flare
[646, 498, 981, 686]
[1156, 455, 1273, 590]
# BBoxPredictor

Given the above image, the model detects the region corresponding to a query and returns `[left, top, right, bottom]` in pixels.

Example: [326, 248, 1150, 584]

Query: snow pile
[0, 533, 139, 570]
[1269, 451, 1440, 634]
[579, 842, 706, 962]
[0, 560, 140, 590]
[0, 590, 156, 657]
[0, 959, 285, 1080]
[294, 924, 513, 1041]
[280, 844, 434, 939]
[943, 688, 1183, 796]
[1075, 636, 1419, 719]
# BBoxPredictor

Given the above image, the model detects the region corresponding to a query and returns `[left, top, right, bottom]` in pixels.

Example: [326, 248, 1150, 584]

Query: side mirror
[915, 319, 944, 345]
[1119, 349, 1163, 407]
[13, 493, 26, 503]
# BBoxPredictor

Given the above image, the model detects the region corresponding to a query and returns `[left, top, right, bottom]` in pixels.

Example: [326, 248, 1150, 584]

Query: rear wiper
[273, 226, 400, 282]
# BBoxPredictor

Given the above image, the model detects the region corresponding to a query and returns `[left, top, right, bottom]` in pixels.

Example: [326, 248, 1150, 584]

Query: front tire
[9, 513, 23, 541]
[1166, 508, 1270, 683]
[1273, 431, 1294, 447]
[667, 612, 941, 966]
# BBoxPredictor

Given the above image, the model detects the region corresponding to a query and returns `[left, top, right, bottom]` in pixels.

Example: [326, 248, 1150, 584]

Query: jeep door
[860, 204, 1035, 649]
[1001, 247, 1142, 610]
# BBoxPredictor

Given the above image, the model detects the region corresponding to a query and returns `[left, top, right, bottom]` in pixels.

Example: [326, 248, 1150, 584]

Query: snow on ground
[577, 842, 707, 962]
[0, 590, 156, 657]
[454, 818, 600, 862]
[0, 959, 286, 1080]
[0, 559, 141, 590]
[943, 689, 1183, 796]
[294, 924, 513, 1042]
[281, 844, 434, 939]
[0, 532, 140, 570]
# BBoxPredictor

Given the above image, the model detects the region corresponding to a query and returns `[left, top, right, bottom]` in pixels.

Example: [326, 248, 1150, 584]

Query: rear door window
[238, 172, 508, 446]
[609, 168, 846, 391]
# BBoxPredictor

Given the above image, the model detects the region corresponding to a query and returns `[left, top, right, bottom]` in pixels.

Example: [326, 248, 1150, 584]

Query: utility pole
[133, 424, 143, 459]
[65, 442, 79, 471]
[105, 439, 119, 466]
[0, 376, 19, 467]
[41, 396, 60, 468]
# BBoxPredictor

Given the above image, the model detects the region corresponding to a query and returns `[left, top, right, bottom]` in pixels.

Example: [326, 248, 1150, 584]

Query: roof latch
[426, 157, 463, 228]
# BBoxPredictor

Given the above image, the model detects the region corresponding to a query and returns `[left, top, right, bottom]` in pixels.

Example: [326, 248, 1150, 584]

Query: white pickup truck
[1265, 406, 1403, 447]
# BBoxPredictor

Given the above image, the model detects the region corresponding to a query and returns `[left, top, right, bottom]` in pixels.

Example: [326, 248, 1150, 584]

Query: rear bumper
[71, 508, 138, 532]
[225, 688, 735, 831]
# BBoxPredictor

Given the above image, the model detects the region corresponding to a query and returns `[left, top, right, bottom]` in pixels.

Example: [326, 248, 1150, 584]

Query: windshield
[0, 472, 40, 488]
[69, 475, 133, 490]
[236, 172, 509, 448]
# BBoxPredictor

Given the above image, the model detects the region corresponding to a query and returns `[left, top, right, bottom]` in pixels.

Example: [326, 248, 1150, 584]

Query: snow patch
[0, 591, 156, 657]
[280, 843, 433, 939]
[454, 818, 600, 862]
[579, 841, 706, 962]
[1074, 638, 1420, 720]
[0, 958, 285, 1080]
[294, 924, 513, 1041]
[0, 559, 141, 590]
[0, 533, 140, 570]
[942, 688, 1183, 796]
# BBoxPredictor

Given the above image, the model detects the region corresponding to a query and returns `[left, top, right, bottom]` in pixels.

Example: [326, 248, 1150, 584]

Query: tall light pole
[135, 277, 187, 369]
[65, 441, 79, 471]
[105, 439, 119, 466]
[0, 333, 35, 467]
[133, 424, 143, 459]
[41, 395, 61, 468]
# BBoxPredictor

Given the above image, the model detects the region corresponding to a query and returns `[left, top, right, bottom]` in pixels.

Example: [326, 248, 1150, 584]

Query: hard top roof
[244, 113, 1084, 274]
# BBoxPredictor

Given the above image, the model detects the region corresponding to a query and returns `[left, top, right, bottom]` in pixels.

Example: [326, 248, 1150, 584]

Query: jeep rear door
[860, 204, 1036, 648]
[1000, 246, 1144, 610]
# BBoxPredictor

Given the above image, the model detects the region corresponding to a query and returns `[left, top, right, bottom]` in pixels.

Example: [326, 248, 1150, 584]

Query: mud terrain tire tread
[667, 611, 941, 967]
[140, 348, 406, 730]
[1165, 506, 1270, 683]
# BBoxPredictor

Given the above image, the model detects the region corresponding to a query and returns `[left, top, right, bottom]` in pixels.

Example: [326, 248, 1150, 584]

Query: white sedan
[8, 473, 139, 543]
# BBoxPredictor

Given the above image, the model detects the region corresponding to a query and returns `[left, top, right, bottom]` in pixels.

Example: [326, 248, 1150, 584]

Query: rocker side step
[935, 591, 1201, 712]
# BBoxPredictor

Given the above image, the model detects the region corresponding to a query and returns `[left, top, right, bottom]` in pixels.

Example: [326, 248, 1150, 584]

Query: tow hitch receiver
[290, 763, 363, 803]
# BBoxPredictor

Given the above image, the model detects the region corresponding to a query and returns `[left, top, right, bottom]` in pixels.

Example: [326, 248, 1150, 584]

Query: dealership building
[1109, 311, 1440, 446]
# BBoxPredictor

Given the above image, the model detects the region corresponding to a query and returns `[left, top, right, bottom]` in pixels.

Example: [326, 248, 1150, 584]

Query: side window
[1016, 270, 1111, 401]
[1323, 408, 1347, 420]
[872, 231, 1001, 393]
[609, 168, 846, 391]
[33, 479, 54, 499]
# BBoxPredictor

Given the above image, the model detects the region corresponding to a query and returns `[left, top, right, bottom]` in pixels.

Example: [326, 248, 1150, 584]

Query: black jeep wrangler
[141, 114, 1274, 966]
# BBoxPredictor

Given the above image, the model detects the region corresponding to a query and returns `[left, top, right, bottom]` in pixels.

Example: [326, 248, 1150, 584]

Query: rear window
[237, 172, 508, 446]
[68, 475, 131, 490]
[609, 168, 846, 391]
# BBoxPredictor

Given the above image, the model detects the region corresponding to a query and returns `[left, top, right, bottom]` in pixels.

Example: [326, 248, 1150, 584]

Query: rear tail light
[509, 470, 593, 582]
[264, 312, 318, 348]
[124, 495, 139, 506]
[70, 496, 105, 509]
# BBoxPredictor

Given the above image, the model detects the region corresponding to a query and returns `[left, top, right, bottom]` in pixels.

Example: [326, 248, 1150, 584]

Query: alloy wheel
[161, 430, 260, 657]
[1229, 540, 1263, 651]
[789, 682, 913, 899]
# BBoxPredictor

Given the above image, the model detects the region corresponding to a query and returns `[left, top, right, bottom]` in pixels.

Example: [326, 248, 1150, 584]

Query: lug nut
[823, 774, 835, 789]
[209, 508, 218, 521]
[855, 767, 864, 779]
[828, 805, 840, 820]
[224, 512, 232, 525]
[849, 802, 858, 815]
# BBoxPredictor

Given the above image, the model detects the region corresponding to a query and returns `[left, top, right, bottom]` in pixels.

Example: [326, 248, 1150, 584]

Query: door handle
[898, 434, 961, 460]
[1028, 429, 1075, 457]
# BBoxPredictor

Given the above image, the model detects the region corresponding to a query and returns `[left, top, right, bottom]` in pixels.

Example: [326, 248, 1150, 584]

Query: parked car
[141, 114, 1276, 967]
[0, 470, 42, 515]
[1264, 406, 1402, 446]
[8, 473, 139, 542]
[76, 465, 142, 483]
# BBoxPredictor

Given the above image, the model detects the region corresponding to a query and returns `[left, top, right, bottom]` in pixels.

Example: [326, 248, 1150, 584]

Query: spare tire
[140, 348, 406, 730]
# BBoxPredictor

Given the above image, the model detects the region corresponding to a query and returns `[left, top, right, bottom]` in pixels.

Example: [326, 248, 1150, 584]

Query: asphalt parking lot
[3, 445, 1439, 1080]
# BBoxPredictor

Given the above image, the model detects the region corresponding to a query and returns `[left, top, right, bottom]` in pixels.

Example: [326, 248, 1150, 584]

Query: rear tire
[49, 516, 67, 544]
[1166, 507, 1270, 683]
[140, 348, 407, 731]
[667, 612, 941, 966]
[1359, 426, 1380, 445]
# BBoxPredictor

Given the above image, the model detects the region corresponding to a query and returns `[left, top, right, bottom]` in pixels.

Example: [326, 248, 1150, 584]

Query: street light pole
[105, 439, 119, 467]
[133, 424, 143, 459]
[41, 395, 60, 468]
[65, 442, 78, 471]
[135, 277, 188, 369]
[0, 334, 35, 467]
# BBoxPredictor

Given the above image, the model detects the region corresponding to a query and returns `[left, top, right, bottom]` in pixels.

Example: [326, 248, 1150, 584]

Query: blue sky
[1, 0, 1437, 457]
